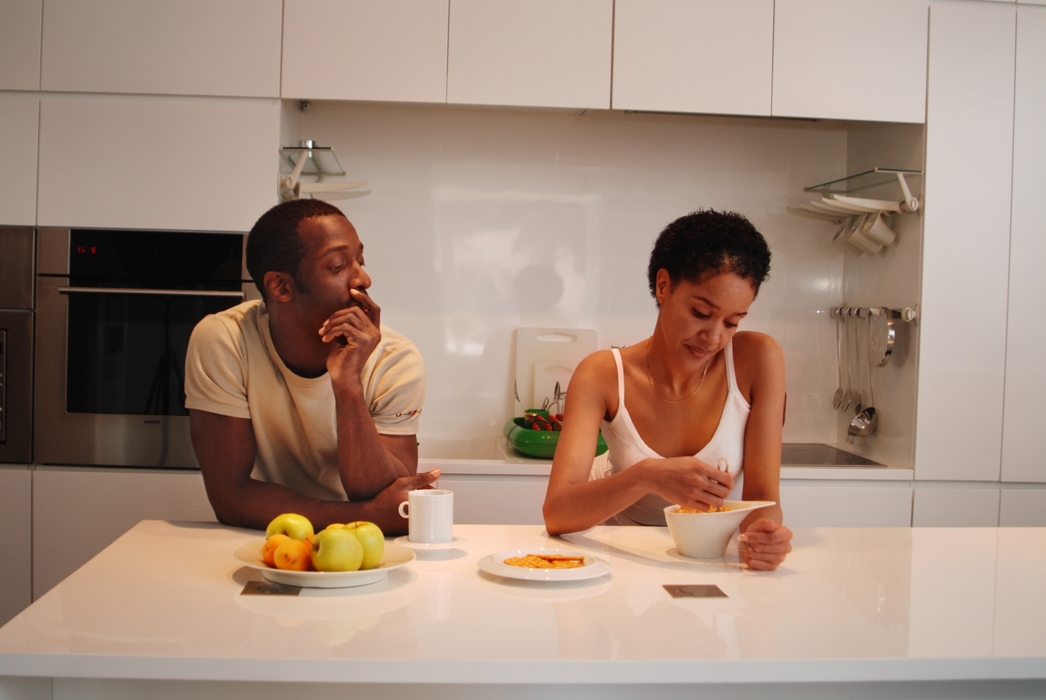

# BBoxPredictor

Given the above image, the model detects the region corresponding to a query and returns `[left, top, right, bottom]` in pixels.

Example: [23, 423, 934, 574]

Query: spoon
[832, 311, 844, 410]
[840, 310, 853, 411]
[853, 310, 864, 415]
[847, 316, 880, 443]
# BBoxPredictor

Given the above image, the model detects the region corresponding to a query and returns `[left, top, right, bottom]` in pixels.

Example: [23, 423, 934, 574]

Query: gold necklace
[644, 338, 710, 404]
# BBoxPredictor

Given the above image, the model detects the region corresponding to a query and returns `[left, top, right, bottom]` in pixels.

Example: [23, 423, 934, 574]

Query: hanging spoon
[840, 310, 853, 412]
[853, 309, 865, 416]
[832, 310, 844, 409]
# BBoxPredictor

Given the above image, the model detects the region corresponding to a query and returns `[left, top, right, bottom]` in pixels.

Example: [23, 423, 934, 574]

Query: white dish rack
[789, 168, 922, 256]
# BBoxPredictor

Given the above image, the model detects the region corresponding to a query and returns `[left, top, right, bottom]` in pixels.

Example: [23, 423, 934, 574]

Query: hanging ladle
[847, 312, 879, 443]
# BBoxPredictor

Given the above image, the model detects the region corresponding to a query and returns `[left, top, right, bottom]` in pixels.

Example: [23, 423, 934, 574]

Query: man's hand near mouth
[320, 288, 382, 388]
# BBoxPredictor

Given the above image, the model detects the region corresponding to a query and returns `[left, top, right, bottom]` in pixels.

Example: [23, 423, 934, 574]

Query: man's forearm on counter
[333, 385, 411, 500]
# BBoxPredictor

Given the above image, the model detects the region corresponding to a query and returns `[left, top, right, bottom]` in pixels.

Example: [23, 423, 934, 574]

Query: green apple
[265, 513, 314, 541]
[310, 528, 363, 572]
[343, 521, 385, 570]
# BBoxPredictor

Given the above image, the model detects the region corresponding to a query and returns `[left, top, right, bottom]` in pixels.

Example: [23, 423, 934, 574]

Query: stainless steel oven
[0, 227, 35, 464]
[34, 228, 254, 468]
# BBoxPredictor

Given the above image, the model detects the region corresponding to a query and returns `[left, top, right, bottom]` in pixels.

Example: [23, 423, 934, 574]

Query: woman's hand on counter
[738, 518, 793, 571]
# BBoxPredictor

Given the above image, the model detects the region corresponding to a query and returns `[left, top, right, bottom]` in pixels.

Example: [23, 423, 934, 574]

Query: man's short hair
[246, 199, 346, 299]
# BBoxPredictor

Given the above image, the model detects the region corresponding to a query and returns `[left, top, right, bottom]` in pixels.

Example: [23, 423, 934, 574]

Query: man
[185, 199, 437, 534]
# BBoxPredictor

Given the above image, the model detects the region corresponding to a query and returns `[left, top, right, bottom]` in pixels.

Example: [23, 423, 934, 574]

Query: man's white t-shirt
[184, 300, 424, 501]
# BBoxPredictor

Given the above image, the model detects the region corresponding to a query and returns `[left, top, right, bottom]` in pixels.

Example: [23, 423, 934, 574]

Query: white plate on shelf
[478, 547, 611, 582]
[393, 536, 467, 552]
[233, 540, 415, 588]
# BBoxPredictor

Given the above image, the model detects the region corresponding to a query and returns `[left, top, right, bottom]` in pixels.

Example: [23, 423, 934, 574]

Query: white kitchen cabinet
[912, 487, 1001, 527]
[446, 0, 612, 110]
[915, 1, 1015, 482]
[0, 467, 32, 628]
[0, 0, 42, 90]
[37, 95, 279, 232]
[1001, 5, 1046, 484]
[999, 489, 1046, 526]
[780, 482, 913, 527]
[611, 0, 773, 117]
[32, 468, 216, 600]
[0, 95, 39, 227]
[437, 475, 548, 525]
[772, 0, 930, 123]
[282, 0, 448, 103]
[40, 0, 282, 98]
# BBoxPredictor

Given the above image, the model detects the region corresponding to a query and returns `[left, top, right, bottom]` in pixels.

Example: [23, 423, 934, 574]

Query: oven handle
[58, 286, 244, 298]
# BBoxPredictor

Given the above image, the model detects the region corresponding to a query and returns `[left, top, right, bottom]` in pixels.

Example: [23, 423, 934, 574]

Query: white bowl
[664, 501, 776, 559]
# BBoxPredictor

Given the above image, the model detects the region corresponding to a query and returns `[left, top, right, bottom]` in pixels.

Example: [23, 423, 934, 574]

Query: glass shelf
[805, 168, 922, 196]
[280, 146, 345, 176]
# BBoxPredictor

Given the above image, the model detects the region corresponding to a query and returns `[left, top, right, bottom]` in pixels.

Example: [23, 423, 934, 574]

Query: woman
[542, 210, 792, 570]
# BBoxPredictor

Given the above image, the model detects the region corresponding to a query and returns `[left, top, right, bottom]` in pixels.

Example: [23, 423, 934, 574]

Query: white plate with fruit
[235, 513, 415, 588]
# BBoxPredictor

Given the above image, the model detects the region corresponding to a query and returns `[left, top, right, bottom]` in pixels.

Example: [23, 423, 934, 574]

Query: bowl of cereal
[664, 501, 775, 559]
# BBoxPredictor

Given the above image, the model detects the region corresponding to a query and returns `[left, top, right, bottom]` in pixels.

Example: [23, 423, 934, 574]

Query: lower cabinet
[780, 482, 914, 527]
[32, 467, 216, 600]
[912, 487, 1001, 527]
[999, 489, 1046, 527]
[0, 466, 32, 627]
[437, 474, 549, 525]
[439, 472, 918, 528]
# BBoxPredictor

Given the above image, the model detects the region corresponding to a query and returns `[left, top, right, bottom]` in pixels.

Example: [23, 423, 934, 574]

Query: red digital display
[76, 245, 98, 255]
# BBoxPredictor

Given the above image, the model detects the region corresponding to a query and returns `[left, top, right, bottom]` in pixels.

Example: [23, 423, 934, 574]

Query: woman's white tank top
[591, 341, 750, 526]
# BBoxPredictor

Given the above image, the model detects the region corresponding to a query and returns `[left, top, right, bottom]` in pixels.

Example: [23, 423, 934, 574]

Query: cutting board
[514, 328, 597, 412]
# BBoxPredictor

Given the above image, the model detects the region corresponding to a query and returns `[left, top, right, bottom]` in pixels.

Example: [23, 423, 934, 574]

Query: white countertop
[2, 521, 1043, 686]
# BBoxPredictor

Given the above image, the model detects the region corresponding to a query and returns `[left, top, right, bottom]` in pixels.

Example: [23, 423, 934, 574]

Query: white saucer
[393, 536, 467, 552]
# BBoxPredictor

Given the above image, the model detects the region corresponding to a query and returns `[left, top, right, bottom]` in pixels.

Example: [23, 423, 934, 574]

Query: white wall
[285, 102, 852, 448]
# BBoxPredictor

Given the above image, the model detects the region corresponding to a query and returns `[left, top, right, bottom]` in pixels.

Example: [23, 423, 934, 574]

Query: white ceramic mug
[861, 211, 897, 246]
[845, 212, 884, 255]
[398, 489, 454, 543]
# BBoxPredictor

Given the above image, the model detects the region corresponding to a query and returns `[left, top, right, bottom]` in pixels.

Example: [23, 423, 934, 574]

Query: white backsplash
[282, 101, 851, 449]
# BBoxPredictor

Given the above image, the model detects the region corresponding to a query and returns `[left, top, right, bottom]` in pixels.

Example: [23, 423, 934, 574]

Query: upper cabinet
[612, 0, 773, 117]
[40, 0, 282, 98]
[0, 0, 42, 90]
[916, 0, 1016, 482]
[446, 0, 612, 110]
[282, 0, 449, 103]
[37, 96, 279, 232]
[772, 0, 930, 123]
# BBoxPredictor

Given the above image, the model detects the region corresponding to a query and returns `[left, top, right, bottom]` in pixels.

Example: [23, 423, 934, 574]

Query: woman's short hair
[647, 209, 771, 304]
[246, 199, 345, 298]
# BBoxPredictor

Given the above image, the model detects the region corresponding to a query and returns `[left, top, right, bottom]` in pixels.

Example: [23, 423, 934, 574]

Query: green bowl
[503, 412, 608, 460]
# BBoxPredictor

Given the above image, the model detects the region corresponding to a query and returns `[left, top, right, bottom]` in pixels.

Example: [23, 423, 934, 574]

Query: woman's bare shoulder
[572, 348, 619, 385]
[733, 330, 783, 359]
[732, 331, 785, 387]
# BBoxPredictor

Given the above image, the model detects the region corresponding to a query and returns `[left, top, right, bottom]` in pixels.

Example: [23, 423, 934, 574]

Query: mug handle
[398, 501, 409, 519]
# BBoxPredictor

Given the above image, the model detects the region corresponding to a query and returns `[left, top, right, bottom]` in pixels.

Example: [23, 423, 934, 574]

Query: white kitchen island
[1, 521, 1044, 700]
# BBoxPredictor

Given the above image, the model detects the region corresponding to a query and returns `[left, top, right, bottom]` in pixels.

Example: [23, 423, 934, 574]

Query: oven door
[34, 276, 246, 468]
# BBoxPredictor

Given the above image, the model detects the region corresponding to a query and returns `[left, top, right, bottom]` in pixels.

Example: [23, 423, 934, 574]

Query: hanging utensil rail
[831, 306, 917, 323]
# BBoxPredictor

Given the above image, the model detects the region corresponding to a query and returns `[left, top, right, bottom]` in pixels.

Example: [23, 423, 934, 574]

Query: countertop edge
[2, 655, 1044, 684]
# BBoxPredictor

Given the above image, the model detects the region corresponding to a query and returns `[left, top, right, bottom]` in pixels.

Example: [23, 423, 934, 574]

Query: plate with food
[234, 540, 415, 588]
[477, 547, 611, 582]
